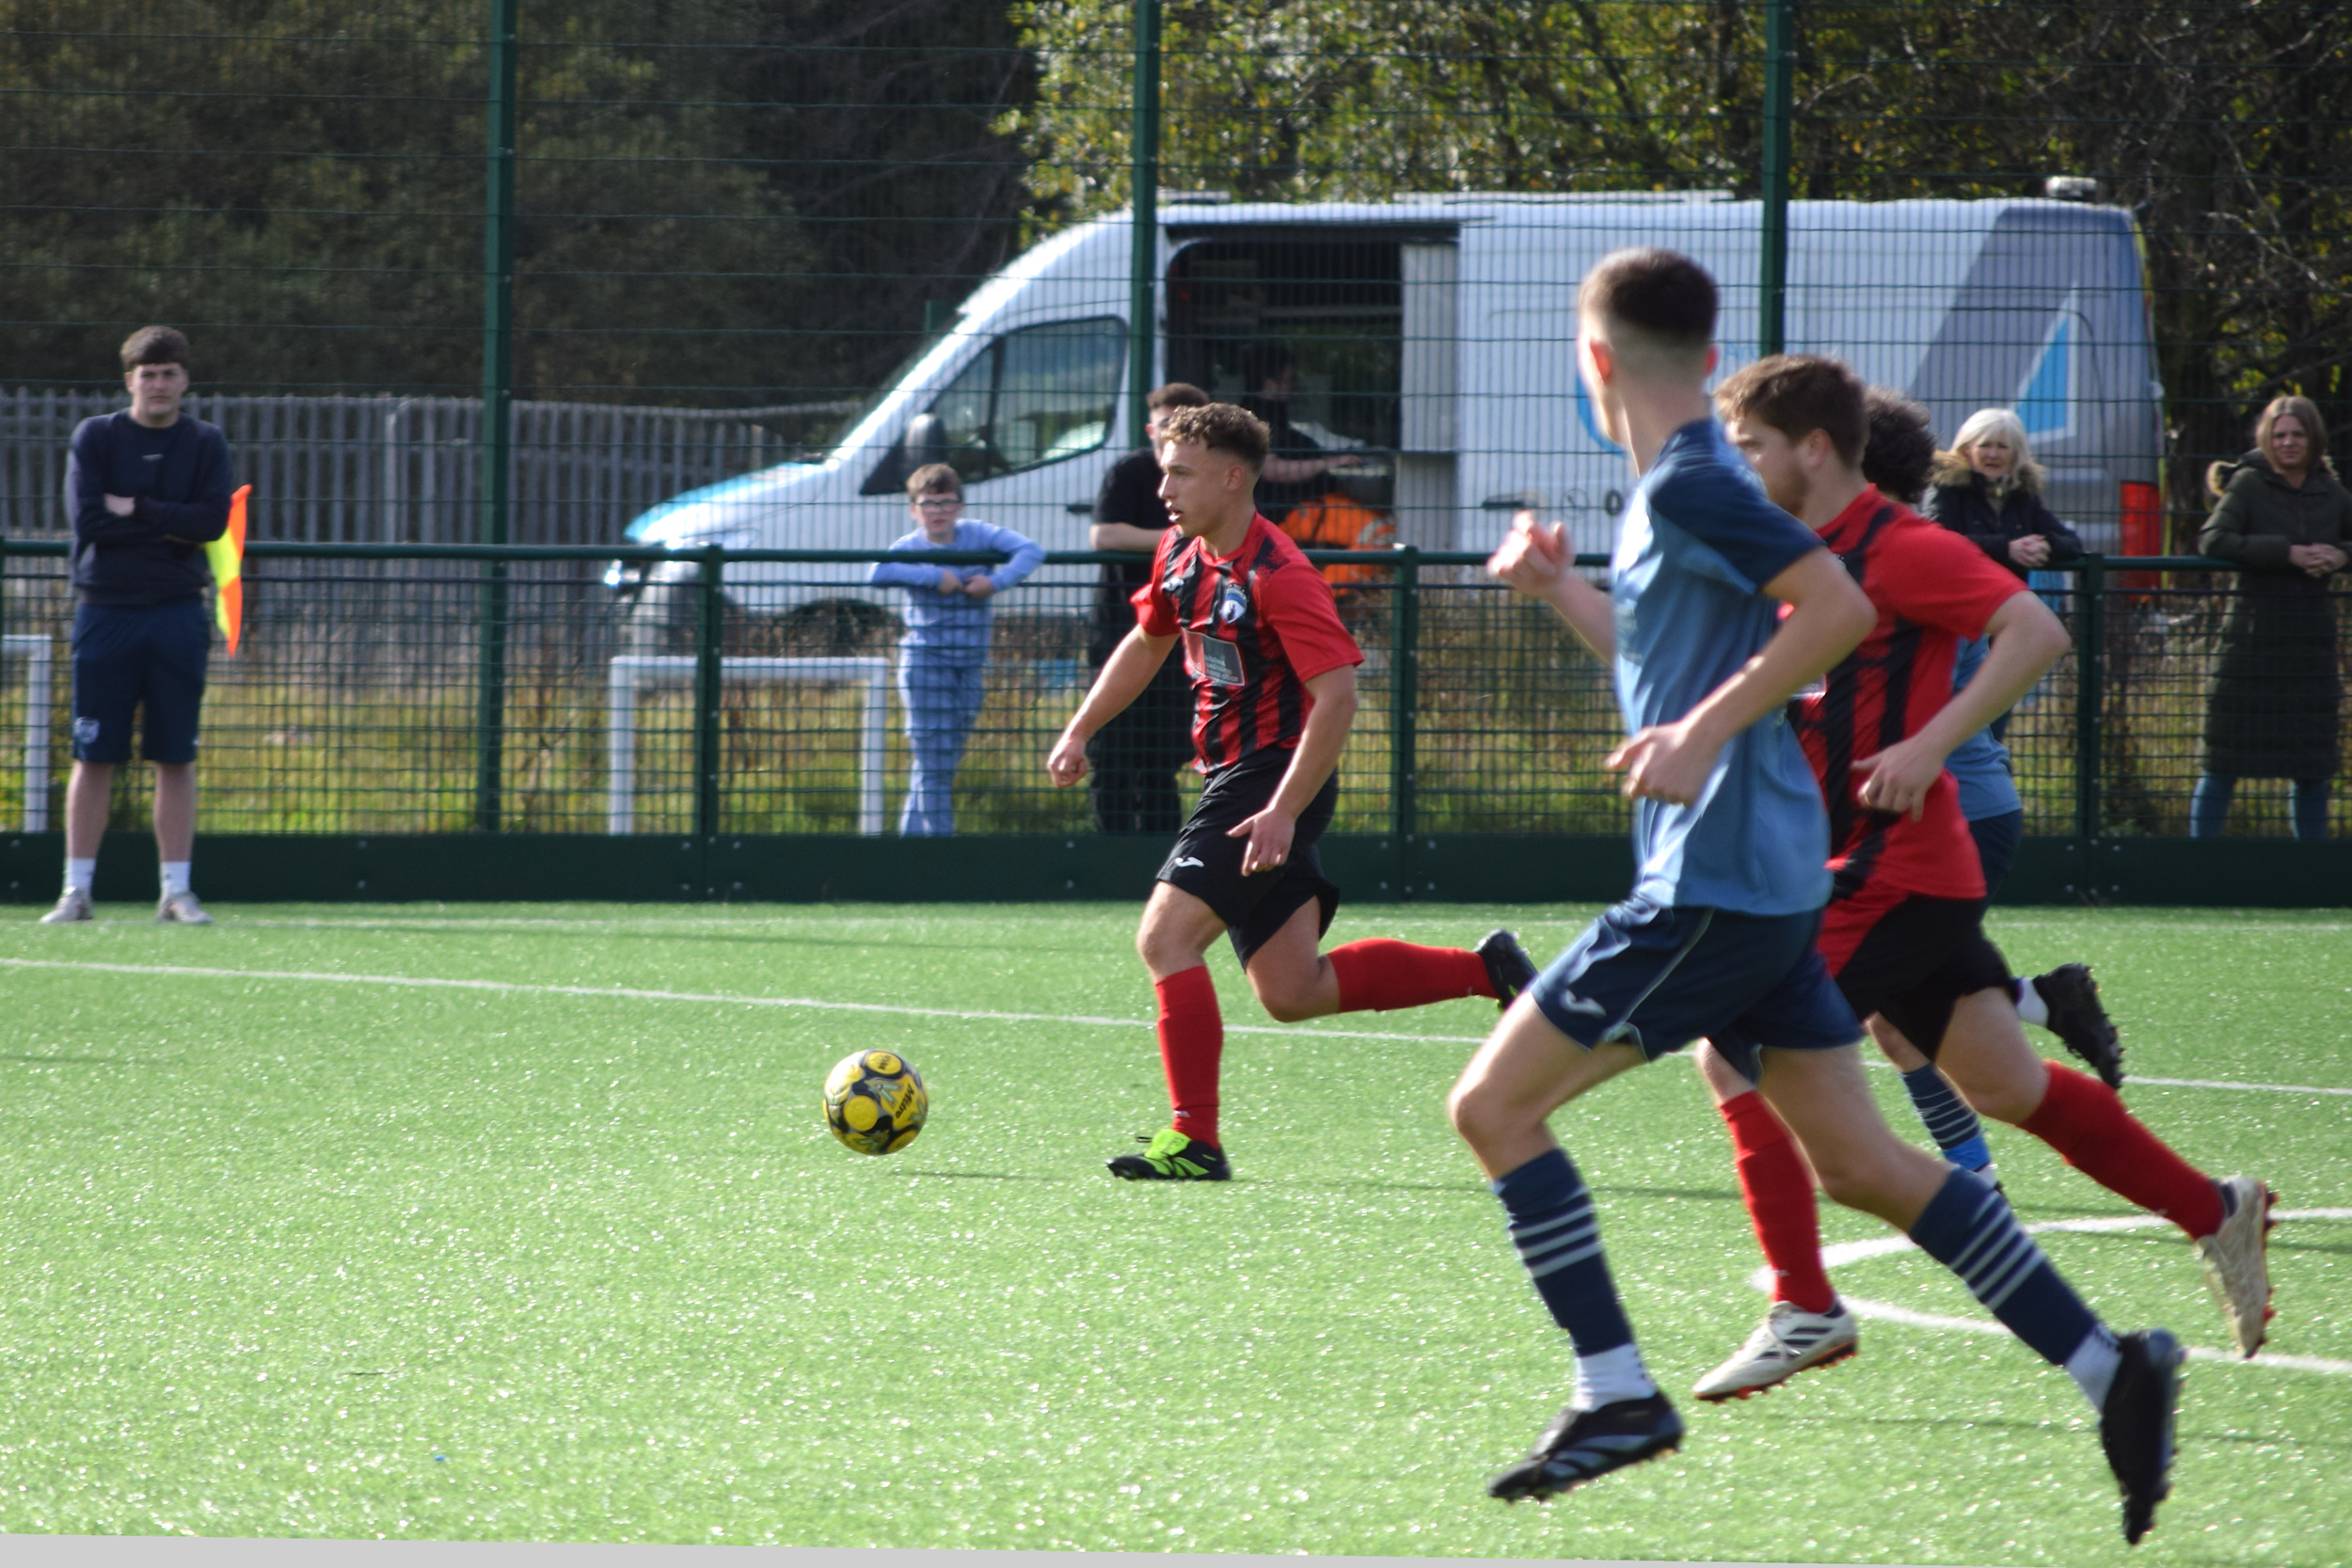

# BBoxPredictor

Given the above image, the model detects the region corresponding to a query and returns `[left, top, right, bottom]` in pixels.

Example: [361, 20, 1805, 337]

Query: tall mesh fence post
[693, 544, 725, 848]
[2076, 556, 2107, 843]
[1127, 0, 1161, 449]
[474, 0, 519, 832]
[1390, 548, 1418, 844]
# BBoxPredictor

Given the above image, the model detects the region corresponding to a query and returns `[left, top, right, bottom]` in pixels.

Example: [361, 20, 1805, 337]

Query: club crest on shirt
[1216, 579, 1248, 626]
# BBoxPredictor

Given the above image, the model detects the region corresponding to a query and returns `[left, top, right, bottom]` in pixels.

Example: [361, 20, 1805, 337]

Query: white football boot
[1693, 1299, 1859, 1402]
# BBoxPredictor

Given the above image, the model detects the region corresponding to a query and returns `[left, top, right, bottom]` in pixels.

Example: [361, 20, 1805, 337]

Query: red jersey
[1134, 514, 1363, 772]
[1792, 489, 2026, 899]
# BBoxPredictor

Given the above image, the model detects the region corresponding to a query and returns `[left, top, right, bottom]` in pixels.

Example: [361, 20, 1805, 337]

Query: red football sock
[1719, 1090, 1837, 1313]
[1154, 965, 1224, 1148]
[1327, 939, 1494, 1012]
[2020, 1061, 2223, 1239]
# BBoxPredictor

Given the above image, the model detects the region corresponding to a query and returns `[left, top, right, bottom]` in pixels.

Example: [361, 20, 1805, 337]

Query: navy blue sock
[1901, 1064, 1993, 1172]
[1909, 1167, 2105, 1368]
[1491, 1147, 1634, 1355]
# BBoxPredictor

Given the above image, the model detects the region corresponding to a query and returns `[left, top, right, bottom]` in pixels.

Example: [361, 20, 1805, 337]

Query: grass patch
[0, 900, 2343, 1559]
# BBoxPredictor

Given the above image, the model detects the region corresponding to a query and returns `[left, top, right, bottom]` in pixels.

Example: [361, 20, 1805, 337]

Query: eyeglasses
[914, 495, 961, 508]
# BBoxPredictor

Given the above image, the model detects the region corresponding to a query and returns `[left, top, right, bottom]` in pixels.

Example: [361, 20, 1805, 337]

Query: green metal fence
[3, 538, 2341, 845]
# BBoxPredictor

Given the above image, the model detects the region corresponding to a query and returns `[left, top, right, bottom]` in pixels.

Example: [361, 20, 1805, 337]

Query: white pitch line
[8, 956, 2352, 1096]
[2127, 1073, 2352, 1098]
[0, 956, 1490, 1047]
[1742, 1211, 2352, 1375]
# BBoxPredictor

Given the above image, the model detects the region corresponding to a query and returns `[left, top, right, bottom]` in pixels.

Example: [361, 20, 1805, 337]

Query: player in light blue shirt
[1446, 250, 2178, 1541]
[1606, 418, 1834, 915]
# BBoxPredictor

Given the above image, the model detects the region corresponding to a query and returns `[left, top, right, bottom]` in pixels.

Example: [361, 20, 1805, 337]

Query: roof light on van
[2045, 176, 2102, 203]
[1159, 190, 1232, 205]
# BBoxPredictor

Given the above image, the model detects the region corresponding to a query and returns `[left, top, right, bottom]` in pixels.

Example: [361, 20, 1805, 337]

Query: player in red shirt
[1046, 403, 1535, 1180]
[1684, 356, 2276, 1405]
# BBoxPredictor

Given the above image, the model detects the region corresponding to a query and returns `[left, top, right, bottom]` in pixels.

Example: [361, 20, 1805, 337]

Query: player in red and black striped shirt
[1047, 403, 1534, 1180]
[1684, 356, 2275, 1407]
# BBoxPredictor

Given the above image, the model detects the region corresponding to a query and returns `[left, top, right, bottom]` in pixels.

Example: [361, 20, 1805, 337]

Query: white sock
[1572, 1343, 1658, 1411]
[66, 857, 96, 893]
[160, 862, 192, 896]
[2014, 976, 2050, 1028]
[2065, 1326, 2122, 1410]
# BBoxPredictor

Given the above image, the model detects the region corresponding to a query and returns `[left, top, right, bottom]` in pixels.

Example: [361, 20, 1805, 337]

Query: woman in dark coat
[2193, 394, 2352, 840]
[1922, 406, 2086, 578]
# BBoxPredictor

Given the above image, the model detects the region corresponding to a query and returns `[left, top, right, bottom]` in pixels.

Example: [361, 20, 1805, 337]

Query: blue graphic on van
[2015, 291, 2078, 444]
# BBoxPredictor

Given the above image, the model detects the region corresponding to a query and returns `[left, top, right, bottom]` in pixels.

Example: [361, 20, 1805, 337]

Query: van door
[1165, 230, 1426, 547]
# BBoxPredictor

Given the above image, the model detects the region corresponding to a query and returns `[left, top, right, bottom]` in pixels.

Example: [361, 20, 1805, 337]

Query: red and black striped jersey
[1133, 515, 1363, 772]
[1791, 489, 2027, 900]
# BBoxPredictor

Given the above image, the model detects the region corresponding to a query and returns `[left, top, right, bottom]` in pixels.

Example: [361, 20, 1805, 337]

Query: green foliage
[0, 0, 1031, 402]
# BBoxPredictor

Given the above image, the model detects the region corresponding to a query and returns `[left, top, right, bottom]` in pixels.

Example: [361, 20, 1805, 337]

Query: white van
[610, 192, 2162, 635]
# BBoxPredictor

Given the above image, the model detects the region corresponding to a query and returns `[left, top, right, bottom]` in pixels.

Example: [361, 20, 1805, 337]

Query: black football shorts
[1155, 746, 1340, 967]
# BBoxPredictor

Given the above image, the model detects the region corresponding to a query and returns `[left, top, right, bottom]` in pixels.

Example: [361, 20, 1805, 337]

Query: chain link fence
[1, 541, 2338, 841]
[3, 4, 2348, 843]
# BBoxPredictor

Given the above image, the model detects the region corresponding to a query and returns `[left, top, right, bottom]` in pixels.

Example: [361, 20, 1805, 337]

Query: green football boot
[1106, 1128, 1232, 1181]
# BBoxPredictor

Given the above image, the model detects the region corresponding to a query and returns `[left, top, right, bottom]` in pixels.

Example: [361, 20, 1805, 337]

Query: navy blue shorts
[1968, 809, 2025, 898]
[1528, 898, 1861, 1085]
[71, 600, 210, 766]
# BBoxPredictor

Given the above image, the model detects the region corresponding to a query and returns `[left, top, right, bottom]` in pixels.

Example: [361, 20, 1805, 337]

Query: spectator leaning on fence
[2191, 395, 2352, 842]
[1087, 382, 1211, 835]
[867, 463, 1044, 837]
[1923, 407, 2085, 579]
[43, 326, 232, 926]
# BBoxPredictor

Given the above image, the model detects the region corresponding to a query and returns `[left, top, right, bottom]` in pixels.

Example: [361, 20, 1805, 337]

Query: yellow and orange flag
[205, 484, 251, 655]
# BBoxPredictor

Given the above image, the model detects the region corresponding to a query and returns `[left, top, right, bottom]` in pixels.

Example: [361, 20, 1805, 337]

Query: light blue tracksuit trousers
[898, 654, 988, 836]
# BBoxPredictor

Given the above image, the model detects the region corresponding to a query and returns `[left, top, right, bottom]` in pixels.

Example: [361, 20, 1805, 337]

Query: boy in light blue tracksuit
[867, 463, 1045, 835]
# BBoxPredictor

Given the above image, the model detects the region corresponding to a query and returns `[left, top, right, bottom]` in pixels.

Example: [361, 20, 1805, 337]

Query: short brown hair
[1580, 248, 1715, 353]
[1861, 387, 1936, 504]
[904, 462, 961, 499]
[1146, 382, 1209, 413]
[1157, 402, 1269, 469]
[1716, 354, 1867, 467]
[2257, 394, 2328, 464]
[120, 325, 190, 372]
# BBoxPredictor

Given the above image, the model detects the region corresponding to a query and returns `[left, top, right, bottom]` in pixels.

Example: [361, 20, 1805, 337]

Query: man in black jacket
[1084, 382, 1209, 832]
[42, 326, 232, 925]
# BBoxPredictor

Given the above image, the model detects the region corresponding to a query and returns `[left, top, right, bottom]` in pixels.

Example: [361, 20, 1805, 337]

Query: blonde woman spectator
[2193, 395, 2352, 840]
[1923, 407, 2085, 578]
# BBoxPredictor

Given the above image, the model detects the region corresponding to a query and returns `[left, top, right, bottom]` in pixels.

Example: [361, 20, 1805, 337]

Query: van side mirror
[906, 414, 949, 472]
[861, 412, 955, 497]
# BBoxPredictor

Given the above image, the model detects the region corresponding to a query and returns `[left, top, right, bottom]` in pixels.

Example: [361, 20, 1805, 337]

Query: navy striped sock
[1909, 1168, 2110, 1368]
[1491, 1147, 1634, 1355]
[1902, 1064, 1994, 1171]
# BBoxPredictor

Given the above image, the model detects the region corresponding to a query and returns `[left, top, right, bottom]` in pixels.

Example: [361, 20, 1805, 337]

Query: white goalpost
[3, 634, 52, 832]
[605, 655, 890, 836]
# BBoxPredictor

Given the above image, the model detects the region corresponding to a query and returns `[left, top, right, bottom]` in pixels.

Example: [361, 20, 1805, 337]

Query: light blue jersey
[1609, 420, 1833, 916]
[1945, 635, 2021, 821]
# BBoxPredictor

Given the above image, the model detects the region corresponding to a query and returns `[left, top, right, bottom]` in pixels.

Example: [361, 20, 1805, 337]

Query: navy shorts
[71, 600, 210, 766]
[1969, 809, 2025, 898]
[1528, 898, 1861, 1085]
[1156, 747, 1340, 968]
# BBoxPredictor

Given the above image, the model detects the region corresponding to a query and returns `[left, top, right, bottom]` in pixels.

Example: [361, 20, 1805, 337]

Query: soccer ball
[822, 1050, 928, 1155]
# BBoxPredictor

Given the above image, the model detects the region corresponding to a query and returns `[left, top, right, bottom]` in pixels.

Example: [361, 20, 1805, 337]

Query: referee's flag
[206, 483, 250, 655]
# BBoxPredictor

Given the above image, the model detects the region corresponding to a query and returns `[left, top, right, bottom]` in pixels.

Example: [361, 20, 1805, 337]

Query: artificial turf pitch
[0, 901, 2344, 1564]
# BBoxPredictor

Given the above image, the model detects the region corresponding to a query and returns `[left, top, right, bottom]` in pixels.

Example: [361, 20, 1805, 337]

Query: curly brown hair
[1157, 402, 1270, 469]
